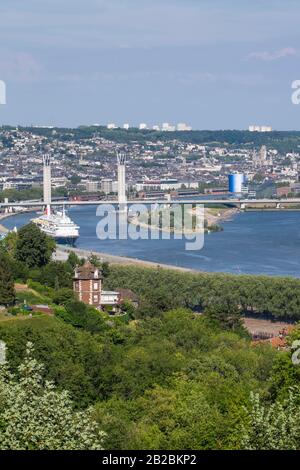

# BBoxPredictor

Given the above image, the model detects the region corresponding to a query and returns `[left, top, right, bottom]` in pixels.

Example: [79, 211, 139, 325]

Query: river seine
[2, 206, 300, 277]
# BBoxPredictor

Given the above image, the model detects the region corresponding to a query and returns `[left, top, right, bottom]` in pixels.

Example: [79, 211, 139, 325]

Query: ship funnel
[45, 204, 51, 217]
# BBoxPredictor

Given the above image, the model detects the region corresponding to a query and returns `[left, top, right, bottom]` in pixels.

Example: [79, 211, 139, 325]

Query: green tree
[15, 223, 55, 268]
[88, 254, 101, 268]
[56, 300, 107, 334]
[52, 287, 75, 305]
[0, 342, 105, 450]
[204, 297, 243, 331]
[0, 254, 16, 306]
[70, 175, 81, 185]
[1, 231, 18, 258]
[9, 258, 29, 282]
[241, 388, 300, 450]
[0, 316, 105, 407]
[67, 251, 84, 269]
[101, 261, 110, 278]
[41, 261, 73, 289]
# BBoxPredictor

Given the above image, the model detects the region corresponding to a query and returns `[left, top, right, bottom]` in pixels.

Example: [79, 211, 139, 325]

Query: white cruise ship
[32, 206, 79, 245]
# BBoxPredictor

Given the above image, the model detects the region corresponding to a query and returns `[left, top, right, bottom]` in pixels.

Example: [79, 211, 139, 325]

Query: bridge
[1, 198, 300, 209]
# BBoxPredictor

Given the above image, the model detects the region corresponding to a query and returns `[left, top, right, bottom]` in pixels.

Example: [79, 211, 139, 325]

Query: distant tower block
[260, 145, 267, 166]
[43, 154, 52, 215]
[117, 152, 127, 212]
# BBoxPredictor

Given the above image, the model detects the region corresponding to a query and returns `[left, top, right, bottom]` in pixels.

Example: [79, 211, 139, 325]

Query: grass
[16, 291, 51, 305]
[15, 283, 52, 305]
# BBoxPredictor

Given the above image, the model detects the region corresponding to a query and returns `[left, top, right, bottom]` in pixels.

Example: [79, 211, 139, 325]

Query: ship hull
[31, 209, 80, 247]
[55, 236, 78, 246]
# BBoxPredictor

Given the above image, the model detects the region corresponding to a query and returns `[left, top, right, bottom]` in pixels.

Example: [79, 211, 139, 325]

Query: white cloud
[0, 51, 42, 82]
[247, 47, 298, 61]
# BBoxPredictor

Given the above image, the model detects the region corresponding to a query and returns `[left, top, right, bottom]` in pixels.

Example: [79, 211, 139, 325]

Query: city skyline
[0, 0, 300, 129]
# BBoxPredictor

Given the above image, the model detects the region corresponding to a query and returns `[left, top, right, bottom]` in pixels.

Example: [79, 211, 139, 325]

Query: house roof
[270, 336, 287, 349]
[74, 261, 102, 280]
[252, 335, 287, 350]
[117, 288, 139, 302]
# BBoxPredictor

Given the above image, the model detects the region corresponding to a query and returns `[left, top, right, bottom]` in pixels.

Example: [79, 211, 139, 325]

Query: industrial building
[249, 125, 272, 132]
[228, 173, 245, 193]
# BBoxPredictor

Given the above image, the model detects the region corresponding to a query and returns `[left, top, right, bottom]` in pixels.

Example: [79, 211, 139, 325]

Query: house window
[94, 282, 98, 290]
[93, 295, 98, 302]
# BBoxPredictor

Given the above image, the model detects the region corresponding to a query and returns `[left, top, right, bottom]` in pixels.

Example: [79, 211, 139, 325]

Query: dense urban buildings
[1, 126, 300, 204]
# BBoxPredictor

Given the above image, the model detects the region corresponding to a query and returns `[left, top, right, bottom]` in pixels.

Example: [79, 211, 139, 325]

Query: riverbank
[0, 210, 37, 234]
[0, 213, 15, 233]
[3, 205, 300, 277]
[203, 207, 238, 227]
[55, 245, 199, 273]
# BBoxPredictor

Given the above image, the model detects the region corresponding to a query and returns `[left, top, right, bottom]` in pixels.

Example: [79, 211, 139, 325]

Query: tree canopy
[15, 223, 55, 268]
[0, 253, 15, 306]
[0, 342, 105, 450]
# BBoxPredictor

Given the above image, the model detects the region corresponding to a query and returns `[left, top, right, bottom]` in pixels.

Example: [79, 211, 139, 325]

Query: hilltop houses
[73, 261, 138, 313]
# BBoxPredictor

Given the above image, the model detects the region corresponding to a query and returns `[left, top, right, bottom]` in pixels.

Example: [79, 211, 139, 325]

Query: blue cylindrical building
[228, 173, 244, 193]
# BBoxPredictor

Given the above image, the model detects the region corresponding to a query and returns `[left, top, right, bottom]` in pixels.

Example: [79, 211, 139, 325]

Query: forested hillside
[0, 310, 278, 449]
[2, 126, 300, 152]
[1, 226, 300, 449]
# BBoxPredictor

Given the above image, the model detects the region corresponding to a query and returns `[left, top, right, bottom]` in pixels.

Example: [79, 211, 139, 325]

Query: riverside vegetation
[1, 223, 300, 449]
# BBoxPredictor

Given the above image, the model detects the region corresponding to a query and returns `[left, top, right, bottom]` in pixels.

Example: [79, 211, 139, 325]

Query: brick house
[73, 262, 102, 306]
[73, 261, 139, 313]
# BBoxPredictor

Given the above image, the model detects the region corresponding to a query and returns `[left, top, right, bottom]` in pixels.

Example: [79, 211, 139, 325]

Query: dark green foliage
[101, 262, 110, 278]
[7, 258, 29, 283]
[15, 223, 55, 268]
[269, 353, 300, 401]
[91, 309, 277, 449]
[203, 296, 244, 332]
[67, 251, 84, 269]
[120, 300, 135, 318]
[39, 261, 73, 289]
[104, 265, 300, 321]
[88, 254, 101, 268]
[52, 288, 75, 305]
[55, 300, 106, 334]
[70, 175, 81, 185]
[16, 125, 300, 153]
[2, 240, 300, 449]
[0, 254, 16, 305]
[268, 326, 300, 401]
[0, 187, 43, 203]
[0, 309, 277, 449]
[0, 316, 103, 407]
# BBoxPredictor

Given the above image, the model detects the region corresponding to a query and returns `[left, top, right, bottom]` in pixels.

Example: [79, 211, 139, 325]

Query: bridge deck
[1, 199, 300, 207]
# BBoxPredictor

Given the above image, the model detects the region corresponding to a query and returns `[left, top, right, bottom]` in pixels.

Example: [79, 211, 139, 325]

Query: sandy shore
[55, 245, 199, 273]
[0, 223, 9, 234]
[204, 207, 238, 225]
[0, 213, 11, 233]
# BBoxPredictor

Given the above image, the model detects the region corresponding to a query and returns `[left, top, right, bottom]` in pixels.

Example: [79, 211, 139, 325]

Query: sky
[0, 0, 300, 129]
